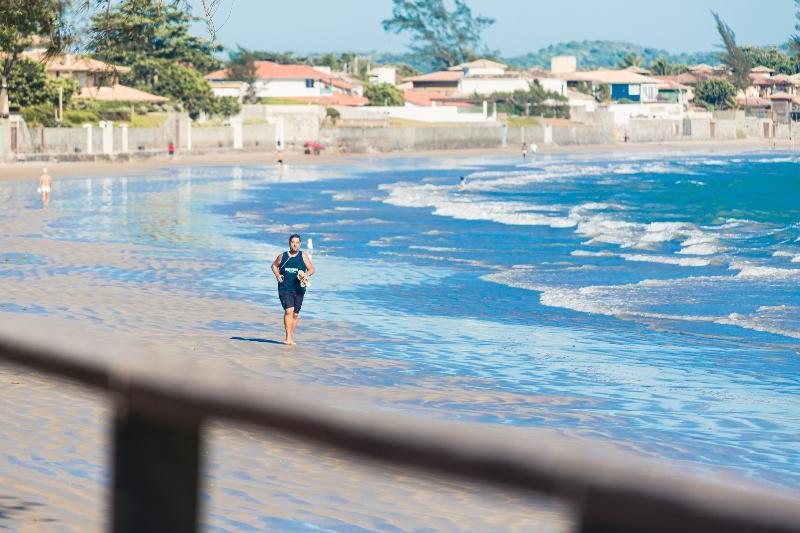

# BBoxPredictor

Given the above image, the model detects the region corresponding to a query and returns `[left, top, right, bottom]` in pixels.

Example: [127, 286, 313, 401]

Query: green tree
[649, 56, 673, 76]
[125, 59, 219, 119]
[741, 45, 797, 75]
[694, 78, 737, 110]
[365, 82, 404, 106]
[595, 84, 611, 102]
[227, 46, 258, 103]
[790, 0, 800, 57]
[0, 0, 70, 116]
[382, 0, 495, 70]
[209, 96, 241, 118]
[712, 12, 750, 98]
[618, 53, 642, 68]
[7, 58, 49, 108]
[89, 0, 222, 73]
[6, 58, 78, 123]
[496, 81, 569, 118]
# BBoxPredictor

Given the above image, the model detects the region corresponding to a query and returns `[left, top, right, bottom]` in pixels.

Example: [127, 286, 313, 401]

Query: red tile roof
[736, 96, 771, 107]
[76, 84, 167, 103]
[402, 90, 471, 107]
[652, 77, 692, 90]
[769, 92, 797, 100]
[404, 70, 464, 83]
[206, 61, 348, 85]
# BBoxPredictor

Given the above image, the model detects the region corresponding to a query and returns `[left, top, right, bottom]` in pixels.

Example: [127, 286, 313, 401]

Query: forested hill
[502, 40, 719, 69]
[377, 40, 719, 71]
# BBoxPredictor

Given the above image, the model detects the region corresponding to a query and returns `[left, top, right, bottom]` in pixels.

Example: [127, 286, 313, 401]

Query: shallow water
[2, 150, 799, 522]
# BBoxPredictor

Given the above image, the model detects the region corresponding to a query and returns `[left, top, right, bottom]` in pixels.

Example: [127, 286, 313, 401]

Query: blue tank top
[278, 251, 306, 293]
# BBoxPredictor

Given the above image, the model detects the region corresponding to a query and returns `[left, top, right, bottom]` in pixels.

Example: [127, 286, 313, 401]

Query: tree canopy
[0, 0, 71, 116]
[694, 78, 737, 110]
[618, 53, 642, 68]
[741, 45, 798, 75]
[364, 82, 404, 106]
[790, 0, 800, 57]
[88, 0, 235, 118]
[89, 0, 222, 73]
[495, 81, 569, 119]
[382, 0, 495, 71]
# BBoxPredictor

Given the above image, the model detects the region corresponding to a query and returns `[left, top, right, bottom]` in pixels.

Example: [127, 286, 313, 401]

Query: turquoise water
[2, 151, 799, 505]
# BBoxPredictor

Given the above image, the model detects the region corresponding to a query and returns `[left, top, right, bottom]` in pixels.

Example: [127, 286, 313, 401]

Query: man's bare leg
[289, 312, 299, 341]
[283, 307, 295, 344]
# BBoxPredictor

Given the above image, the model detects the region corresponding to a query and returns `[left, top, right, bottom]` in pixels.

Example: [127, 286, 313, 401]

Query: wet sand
[0, 178, 577, 530]
[1, 141, 791, 530]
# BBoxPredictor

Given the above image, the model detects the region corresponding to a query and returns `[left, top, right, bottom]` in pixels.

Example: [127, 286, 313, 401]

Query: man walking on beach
[271, 234, 315, 345]
[37, 167, 52, 207]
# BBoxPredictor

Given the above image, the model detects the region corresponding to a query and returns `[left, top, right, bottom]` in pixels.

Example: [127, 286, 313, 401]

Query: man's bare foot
[284, 338, 294, 345]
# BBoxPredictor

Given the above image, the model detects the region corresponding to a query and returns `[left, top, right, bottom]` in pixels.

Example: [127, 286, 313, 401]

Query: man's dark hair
[289, 233, 302, 243]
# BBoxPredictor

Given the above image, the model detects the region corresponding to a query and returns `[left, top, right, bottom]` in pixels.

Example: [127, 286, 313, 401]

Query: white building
[404, 59, 566, 97]
[368, 66, 397, 86]
[205, 61, 367, 105]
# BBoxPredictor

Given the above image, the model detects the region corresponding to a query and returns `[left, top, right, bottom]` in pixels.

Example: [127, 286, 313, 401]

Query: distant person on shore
[271, 234, 315, 345]
[521, 142, 528, 161]
[277, 149, 285, 171]
[530, 142, 538, 160]
[37, 167, 52, 207]
[168, 141, 175, 159]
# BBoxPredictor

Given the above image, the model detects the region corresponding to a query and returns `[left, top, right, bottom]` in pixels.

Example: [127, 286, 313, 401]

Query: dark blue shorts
[278, 290, 305, 312]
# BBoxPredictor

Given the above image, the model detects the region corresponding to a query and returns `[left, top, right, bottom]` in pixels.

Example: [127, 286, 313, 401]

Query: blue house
[565, 69, 660, 103]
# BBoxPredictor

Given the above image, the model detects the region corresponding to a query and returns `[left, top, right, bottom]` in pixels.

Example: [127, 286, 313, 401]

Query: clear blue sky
[195, 0, 796, 56]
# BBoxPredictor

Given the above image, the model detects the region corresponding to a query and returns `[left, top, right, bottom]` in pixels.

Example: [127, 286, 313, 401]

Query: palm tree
[618, 53, 642, 69]
[650, 56, 672, 76]
[712, 11, 751, 108]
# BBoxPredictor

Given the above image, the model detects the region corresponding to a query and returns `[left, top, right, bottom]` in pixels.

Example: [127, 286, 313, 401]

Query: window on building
[305, 79, 314, 88]
[629, 84, 641, 96]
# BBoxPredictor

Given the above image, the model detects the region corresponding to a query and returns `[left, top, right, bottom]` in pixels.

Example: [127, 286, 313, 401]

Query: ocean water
[2, 150, 799, 515]
[218, 151, 800, 490]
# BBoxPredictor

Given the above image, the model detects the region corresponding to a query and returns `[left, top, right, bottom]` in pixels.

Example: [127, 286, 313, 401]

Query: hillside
[503, 40, 719, 69]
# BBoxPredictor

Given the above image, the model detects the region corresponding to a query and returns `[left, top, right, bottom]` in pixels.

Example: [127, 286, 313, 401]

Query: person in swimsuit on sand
[271, 234, 315, 345]
[37, 167, 52, 207]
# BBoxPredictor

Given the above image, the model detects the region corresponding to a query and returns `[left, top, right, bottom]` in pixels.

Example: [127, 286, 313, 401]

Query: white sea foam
[409, 245, 461, 252]
[575, 216, 703, 250]
[620, 254, 711, 267]
[730, 262, 800, 279]
[570, 250, 616, 257]
[682, 158, 727, 166]
[381, 182, 578, 228]
[773, 250, 800, 263]
[484, 269, 800, 339]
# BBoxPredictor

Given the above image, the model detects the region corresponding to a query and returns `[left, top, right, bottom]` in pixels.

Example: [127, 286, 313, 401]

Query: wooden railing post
[111, 404, 202, 533]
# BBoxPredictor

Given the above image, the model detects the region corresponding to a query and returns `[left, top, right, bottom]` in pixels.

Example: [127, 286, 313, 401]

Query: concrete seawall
[0, 113, 785, 163]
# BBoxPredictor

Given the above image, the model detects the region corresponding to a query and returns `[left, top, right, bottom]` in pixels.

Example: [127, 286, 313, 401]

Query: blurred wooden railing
[1, 321, 799, 533]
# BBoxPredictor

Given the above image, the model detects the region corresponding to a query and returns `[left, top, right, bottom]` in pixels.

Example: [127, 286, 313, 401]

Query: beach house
[403, 59, 566, 97]
[30, 53, 167, 104]
[564, 69, 661, 103]
[204, 61, 367, 105]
